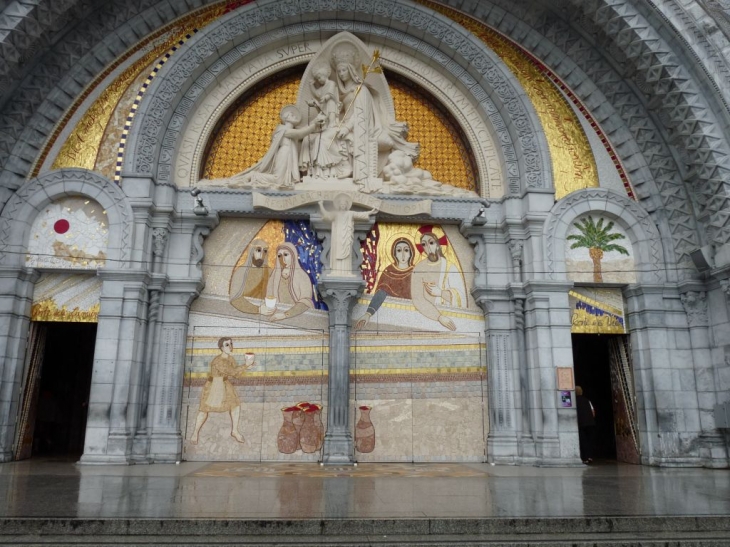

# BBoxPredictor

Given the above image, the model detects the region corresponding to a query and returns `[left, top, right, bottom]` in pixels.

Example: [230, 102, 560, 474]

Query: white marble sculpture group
[200, 33, 476, 199]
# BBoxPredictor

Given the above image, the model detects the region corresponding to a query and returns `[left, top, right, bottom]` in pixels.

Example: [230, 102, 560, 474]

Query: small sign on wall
[556, 367, 575, 391]
[560, 390, 574, 408]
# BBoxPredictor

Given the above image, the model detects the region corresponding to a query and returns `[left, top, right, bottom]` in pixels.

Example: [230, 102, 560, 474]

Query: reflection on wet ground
[0, 459, 728, 519]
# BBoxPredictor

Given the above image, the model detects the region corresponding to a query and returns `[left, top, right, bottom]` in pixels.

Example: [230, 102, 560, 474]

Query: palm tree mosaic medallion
[566, 217, 631, 283]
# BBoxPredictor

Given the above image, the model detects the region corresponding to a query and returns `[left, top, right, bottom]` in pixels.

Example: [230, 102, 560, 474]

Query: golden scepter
[327, 49, 382, 149]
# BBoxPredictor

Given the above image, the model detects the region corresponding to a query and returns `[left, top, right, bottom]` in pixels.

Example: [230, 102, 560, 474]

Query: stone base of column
[487, 434, 519, 464]
[322, 430, 354, 465]
[78, 453, 133, 465]
[131, 432, 152, 464]
[149, 432, 182, 463]
[645, 455, 704, 467]
[106, 432, 133, 460]
[700, 433, 729, 468]
[0, 450, 13, 463]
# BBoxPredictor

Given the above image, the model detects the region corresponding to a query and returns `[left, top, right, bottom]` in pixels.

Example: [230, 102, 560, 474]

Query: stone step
[1, 517, 728, 546]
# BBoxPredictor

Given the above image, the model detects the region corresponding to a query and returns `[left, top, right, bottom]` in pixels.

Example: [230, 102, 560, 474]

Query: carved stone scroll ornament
[198, 32, 477, 198]
[680, 291, 709, 327]
[191, 227, 210, 270]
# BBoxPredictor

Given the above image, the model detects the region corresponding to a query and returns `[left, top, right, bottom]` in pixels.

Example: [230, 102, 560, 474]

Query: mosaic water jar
[277, 407, 299, 454]
[355, 405, 375, 453]
[311, 403, 324, 450]
[299, 407, 320, 453]
[294, 402, 308, 450]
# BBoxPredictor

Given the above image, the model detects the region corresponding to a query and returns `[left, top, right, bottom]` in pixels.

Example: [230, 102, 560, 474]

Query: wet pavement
[0, 459, 728, 519]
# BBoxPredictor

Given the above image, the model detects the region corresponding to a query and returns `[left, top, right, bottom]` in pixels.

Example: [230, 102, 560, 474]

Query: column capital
[319, 277, 365, 327]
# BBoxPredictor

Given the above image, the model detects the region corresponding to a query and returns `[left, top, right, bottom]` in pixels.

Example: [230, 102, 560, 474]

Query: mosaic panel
[565, 215, 636, 284]
[570, 287, 627, 335]
[26, 197, 108, 270]
[185, 218, 487, 462]
[31, 273, 101, 323]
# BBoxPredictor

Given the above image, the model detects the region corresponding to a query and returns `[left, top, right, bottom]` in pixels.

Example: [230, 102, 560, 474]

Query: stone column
[0, 268, 37, 462]
[319, 277, 363, 465]
[680, 288, 728, 467]
[132, 225, 169, 462]
[473, 290, 520, 464]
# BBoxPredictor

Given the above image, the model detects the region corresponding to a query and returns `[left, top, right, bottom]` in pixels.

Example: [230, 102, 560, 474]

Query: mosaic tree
[567, 217, 629, 283]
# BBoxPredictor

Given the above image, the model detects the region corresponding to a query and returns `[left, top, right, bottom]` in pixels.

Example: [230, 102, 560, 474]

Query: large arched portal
[0, 0, 728, 468]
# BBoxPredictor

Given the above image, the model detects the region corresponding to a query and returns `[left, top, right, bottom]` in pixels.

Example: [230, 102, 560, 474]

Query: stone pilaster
[319, 277, 364, 465]
[147, 280, 201, 463]
[523, 281, 581, 467]
[80, 269, 150, 465]
[473, 289, 519, 464]
[680, 287, 729, 467]
[0, 268, 37, 462]
[624, 285, 703, 466]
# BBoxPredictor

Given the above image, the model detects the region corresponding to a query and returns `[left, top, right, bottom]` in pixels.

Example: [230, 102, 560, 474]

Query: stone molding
[641, 0, 730, 115]
[126, 0, 550, 197]
[542, 187, 665, 283]
[0, 168, 133, 268]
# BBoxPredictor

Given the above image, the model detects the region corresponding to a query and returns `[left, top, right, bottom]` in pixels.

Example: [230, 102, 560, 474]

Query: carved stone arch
[562, 0, 730, 248]
[438, 0, 703, 277]
[543, 188, 667, 284]
[0, 169, 133, 268]
[0, 0, 227, 192]
[125, 0, 552, 197]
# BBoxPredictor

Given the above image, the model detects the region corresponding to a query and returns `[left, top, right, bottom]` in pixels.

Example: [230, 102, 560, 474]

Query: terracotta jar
[355, 405, 375, 453]
[277, 407, 299, 454]
[299, 407, 320, 453]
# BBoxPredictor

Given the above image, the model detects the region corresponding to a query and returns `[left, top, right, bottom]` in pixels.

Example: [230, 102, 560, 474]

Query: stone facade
[0, 0, 728, 467]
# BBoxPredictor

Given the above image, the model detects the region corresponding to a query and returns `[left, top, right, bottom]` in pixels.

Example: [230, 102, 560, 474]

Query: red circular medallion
[53, 219, 70, 234]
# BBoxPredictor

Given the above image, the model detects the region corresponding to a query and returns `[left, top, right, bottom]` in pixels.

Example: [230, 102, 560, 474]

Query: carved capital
[680, 290, 709, 327]
[319, 278, 365, 326]
[475, 297, 495, 315]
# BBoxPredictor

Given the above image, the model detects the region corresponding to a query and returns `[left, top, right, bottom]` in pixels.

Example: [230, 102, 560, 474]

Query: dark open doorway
[572, 333, 641, 464]
[16, 322, 97, 460]
[572, 334, 617, 461]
